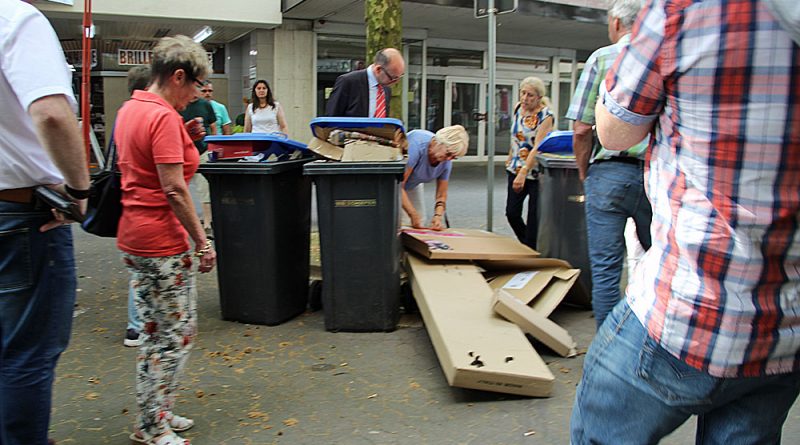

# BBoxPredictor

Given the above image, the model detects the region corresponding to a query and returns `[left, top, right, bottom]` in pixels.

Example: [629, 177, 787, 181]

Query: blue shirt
[404, 130, 452, 190]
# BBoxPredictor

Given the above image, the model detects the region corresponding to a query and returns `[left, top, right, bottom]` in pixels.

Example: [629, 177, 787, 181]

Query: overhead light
[192, 26, 213, 43]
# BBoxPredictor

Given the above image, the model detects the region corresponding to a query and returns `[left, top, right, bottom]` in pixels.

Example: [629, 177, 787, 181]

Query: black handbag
[81, 130, 122, 237]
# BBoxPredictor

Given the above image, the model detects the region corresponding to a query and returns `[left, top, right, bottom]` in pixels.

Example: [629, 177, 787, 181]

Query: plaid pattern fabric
[566, 34, 648, 161]
[603, 0, 800, 378]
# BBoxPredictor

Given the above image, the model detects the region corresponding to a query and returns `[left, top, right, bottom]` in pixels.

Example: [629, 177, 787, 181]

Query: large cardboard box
[401, 228, 539, 261]
[308, 119, 406, 162]
[406, 254, 555, 397]
[484, 263, 579, 317]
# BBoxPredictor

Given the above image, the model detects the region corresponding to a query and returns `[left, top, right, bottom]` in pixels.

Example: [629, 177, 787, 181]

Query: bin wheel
[308, 279, 323, 312]
[400, 281, 418, 314]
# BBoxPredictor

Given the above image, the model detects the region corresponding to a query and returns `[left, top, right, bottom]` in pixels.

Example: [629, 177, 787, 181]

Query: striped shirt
[566, 34, 648, 161]
[603, 0, 800, 378]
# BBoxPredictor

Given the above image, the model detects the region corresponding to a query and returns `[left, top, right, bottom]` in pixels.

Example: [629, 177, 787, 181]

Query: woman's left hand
[198, 247, 216, 273]
[512, 172, 526, 193]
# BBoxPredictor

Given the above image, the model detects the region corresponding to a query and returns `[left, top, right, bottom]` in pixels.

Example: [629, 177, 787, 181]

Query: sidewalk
[51, 163, 799, 444]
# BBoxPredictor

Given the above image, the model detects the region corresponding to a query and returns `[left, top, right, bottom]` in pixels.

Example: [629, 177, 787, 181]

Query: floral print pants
[123, 251, 197, 439]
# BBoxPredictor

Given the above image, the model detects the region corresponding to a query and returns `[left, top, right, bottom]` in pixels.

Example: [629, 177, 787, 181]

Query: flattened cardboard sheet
[406, 254, 554, 397]
[492, 290, 577, 358]
[401, 228, 540, 261]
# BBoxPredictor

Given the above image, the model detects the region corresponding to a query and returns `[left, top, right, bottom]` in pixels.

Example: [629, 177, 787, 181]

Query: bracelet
[435, 200, 445, 208]
[65, 184, 90, 200]
[194, 239, 213, 257]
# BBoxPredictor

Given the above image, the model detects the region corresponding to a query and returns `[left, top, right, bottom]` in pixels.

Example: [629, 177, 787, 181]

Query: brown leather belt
[0, 187, 35, 203]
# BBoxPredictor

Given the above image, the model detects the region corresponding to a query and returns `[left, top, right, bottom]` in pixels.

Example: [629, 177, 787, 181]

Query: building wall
[249, 23, 315, 141]
[36, 0, 281, 27]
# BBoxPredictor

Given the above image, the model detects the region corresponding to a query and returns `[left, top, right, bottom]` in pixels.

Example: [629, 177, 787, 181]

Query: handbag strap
[105, 124, 119, 173]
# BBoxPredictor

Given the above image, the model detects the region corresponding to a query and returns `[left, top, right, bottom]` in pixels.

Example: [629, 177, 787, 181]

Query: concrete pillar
[249, 23, 314, 142]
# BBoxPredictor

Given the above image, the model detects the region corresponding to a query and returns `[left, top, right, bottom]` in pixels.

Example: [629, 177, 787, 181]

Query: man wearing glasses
[326, 47, 405, 118]
[200, 81, 232, 135]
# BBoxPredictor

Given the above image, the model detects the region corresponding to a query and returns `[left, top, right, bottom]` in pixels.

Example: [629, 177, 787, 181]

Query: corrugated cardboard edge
[400, 229, 540, 261]
[406, 254, 554, 397]
[492, 289, 577, 358]
[307, 137, 344, 161]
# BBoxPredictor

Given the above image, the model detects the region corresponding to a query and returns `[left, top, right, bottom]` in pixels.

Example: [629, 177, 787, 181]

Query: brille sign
[475, 0, 518, 18]
[118, 49, 214, 66]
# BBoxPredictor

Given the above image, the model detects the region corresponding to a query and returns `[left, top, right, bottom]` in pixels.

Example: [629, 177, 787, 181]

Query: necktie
[375, 85, 386, 118]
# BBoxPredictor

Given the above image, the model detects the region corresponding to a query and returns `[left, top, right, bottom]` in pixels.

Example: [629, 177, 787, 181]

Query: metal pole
[81, 0, 92, 166]
[486, 0, 496, 232]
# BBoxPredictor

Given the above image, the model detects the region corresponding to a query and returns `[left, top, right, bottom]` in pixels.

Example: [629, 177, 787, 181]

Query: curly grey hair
[607, 0, 644, 29]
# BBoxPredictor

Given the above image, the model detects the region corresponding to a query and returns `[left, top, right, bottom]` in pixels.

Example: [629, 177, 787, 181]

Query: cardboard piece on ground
[486, 267, 580, 317]
[492, 289, 577, 358]
[406, 254, 554, 397]
[307, 137, 344, 161]
[401, 228, 540, 261]
[341, 140, 402, 161]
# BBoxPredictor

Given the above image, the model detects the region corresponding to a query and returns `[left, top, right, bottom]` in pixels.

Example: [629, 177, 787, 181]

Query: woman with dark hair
[244, 79, 288, 134]
[115, 35, 217, 445]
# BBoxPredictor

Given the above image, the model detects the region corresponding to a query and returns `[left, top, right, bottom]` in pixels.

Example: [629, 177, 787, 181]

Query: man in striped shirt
[571, 0, 800, 443]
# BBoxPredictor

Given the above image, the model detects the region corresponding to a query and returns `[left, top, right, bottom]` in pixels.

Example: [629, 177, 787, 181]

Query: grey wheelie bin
[304, 117, 406, 332]
[199, 134, 313, 325]
[536, 143, 592, 307]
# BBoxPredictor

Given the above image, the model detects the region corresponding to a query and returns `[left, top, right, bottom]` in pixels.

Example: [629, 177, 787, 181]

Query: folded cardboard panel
[492, 290, 577, 358]
[401, 228, 540, 261]
[406, 254, 554, 397]
[486, 266, 580, 317]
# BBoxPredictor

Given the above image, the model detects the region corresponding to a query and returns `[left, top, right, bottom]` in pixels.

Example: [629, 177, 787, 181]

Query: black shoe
[124, 328, 142, 347]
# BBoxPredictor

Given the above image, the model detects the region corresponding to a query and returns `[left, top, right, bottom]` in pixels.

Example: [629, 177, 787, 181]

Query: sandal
[150, 432, 189, 445]
[165, 413, 194, 433]
[130, 432, 189, 445]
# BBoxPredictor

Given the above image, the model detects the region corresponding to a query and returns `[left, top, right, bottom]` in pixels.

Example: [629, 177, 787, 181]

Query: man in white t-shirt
[0, 2, 90, 443]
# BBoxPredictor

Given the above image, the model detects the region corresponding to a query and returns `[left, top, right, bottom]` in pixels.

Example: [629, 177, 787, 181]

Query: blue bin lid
[205, 132, 307, 151]
[309, 117, 405, 135]
[537, 130, 573, 154]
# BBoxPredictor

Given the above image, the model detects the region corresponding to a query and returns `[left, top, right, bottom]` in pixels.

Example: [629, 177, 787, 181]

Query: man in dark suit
[326, 47, 405, 118]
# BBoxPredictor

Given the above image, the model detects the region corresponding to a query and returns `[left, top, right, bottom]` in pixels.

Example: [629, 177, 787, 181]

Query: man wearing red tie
[326, 48, 405, 118]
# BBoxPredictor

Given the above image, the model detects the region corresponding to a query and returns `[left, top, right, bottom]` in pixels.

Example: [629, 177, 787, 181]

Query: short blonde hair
[151, 35, 211, 85]
[435, 125, 469, 158]
[519, 76, 551, 108]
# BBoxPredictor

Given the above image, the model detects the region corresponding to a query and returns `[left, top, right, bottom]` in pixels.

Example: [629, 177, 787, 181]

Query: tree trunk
[365, 0, 403, 119]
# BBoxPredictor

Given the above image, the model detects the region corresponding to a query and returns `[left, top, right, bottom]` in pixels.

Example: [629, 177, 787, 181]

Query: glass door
[491, 81, 517, 159]
[445, 77, 484, 157]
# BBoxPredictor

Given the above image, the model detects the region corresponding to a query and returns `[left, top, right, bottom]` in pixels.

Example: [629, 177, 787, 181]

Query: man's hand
[39, 184, 87, 232]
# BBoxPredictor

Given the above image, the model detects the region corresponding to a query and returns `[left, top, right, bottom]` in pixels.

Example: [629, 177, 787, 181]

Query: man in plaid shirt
[571, 0, 800, 443]
[566, 0, 652, 330]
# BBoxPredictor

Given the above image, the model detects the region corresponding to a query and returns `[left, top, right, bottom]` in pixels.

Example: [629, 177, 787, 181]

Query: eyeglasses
[379, 65, 403, 82]
[192, 79, 204, 89]
[200, 89, 213, 93]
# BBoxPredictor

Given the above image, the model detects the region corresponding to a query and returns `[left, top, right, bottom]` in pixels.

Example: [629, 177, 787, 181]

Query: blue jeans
[505, 171, 539, 250]
[127, 283, 143, 332]
[583, 160, 652, 329]
[571, 301, 800, 445]
[0, 201, 76, 445]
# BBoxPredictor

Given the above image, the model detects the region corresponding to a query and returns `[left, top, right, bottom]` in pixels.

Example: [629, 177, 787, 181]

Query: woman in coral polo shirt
[115, 35, 216, 445]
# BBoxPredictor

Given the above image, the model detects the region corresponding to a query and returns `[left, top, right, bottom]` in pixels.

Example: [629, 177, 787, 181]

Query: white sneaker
[124, 328, 143, 347]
